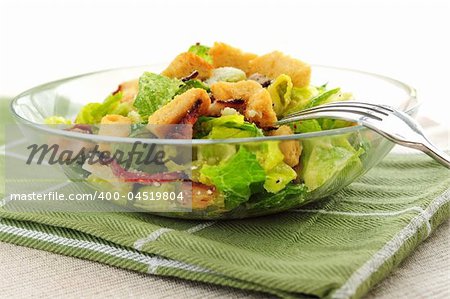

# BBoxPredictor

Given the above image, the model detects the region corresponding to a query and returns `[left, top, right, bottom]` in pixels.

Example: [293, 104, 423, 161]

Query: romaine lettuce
[194, 114, 263, 139]
[252, 141, 297, 193]
[300, 136, 364, 191]
[246, 183, 308, 210]
[283, 86, 320, 115]
[133, 72, 182, 119]
[199, 146, 266, 209]
[304, 88, 341, 109]
[188, 44, 213, 63]
[267, 74, 293, 116]
[44, 116, 72, 125]
[75, 92, 132, 124]
[176, 79, 210, 96]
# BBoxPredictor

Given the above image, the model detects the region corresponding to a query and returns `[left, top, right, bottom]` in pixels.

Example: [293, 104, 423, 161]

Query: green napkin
[1, 98, 449, 299]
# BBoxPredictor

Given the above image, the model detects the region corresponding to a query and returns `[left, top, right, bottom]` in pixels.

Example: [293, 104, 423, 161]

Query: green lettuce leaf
[267, 74, 293, 117]
[199, 146, 266, 209]
[304, 87, 341, 109]
[290, 119, 322, 134]
[176, 79, 210, 96]
[263, 162, 297, 193]
[246, 183, 308, 210]
[44, 116, 72, 125]
[133, 72, 182, 119]
[284, 86, 320, 115]
[188, 43, 212, 63]
[301, 136, 364, 191]
[75, 92, 132, 124]
[194, 114, 263, 139]
[253, 141, 297, 193]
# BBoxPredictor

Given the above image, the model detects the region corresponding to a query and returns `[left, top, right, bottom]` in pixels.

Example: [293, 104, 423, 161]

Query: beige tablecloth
[1, 116, 449, 298]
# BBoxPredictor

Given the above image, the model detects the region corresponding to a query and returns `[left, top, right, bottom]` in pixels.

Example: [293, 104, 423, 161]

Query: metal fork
[276, 101, 450, 168]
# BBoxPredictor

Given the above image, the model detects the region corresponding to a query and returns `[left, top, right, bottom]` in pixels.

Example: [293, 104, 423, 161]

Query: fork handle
[420, 142, 450, 169]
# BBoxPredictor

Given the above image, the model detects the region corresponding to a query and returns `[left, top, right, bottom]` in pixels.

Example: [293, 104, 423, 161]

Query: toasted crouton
[147, 88, 211, 137]
[161, 52, 213, 80]
[209, 42, 258, 74]
[248, 51, 311, 87]
[246, 89, 278, 128]
[210, 81, 277, 127]
[114, 79, 139, 103]
[210, 80, 262, 101]
[98, 115, 132, 151]
[268, 125, 302, 167]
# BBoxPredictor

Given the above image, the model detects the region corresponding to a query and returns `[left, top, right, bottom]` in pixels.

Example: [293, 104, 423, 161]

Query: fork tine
[276, 108, 378, 125]
[283, 101, 394, 120]
[320, 101, 395, 113]
[285, 102, 392, 118]
[282, 105, 385, 121]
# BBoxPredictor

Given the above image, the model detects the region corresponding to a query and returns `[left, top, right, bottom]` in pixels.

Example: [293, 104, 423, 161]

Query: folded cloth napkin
[1, 99, 449, 299]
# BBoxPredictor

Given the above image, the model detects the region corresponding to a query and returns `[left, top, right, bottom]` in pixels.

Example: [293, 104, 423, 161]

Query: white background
[1, 0, 449, 126]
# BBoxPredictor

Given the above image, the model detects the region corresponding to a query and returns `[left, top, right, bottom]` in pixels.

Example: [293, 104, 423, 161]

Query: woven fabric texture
[1, 99, 449, 298]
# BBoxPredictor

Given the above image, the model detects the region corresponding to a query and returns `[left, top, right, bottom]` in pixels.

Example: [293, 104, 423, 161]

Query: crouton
[99, 115, 132, 136]
[147, 88, 211, 138]
[248, 51, 311, 87]
[161, 52, 213, 80]
[210, 80, 262, 100]
[210, 81, 277, 127]
[114, 79, 139, 103]
[268, 125, 302, 167]
[209, 42, 258, 74]
[98, 115, 132, 151]
[246, 89, 278, 128]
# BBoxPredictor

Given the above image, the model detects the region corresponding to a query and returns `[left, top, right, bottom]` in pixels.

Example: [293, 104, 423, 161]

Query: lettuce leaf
[194, 114, 263, 139]
[188, 44, 212, 64]
[199, 146, 265, 209]
[304, 88, 341, 109]
[44, 116, 72, 125]
[300, 136, 364, 191]
[253, 141, 297, 193]
[175, 79, 210, 96]
[75, 92, 132, 124]
[133, 72, 182, 119]
[284, 86, 320, 115]
[246, 183, 308, 210]
[291, 119, 323, 134]
[267, 74, 293, 117]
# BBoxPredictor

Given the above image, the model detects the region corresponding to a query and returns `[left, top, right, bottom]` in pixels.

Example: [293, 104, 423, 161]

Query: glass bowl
[10, 65, 418, 219]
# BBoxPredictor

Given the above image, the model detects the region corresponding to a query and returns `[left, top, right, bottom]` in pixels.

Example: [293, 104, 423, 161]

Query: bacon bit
[208, 98, 246, 116]
[181, 70, 199, 82]
[180, 99, 202, 125]
[192, 182, 218, 209]
[248, 73, 272, 88]
[65, 124, 92, 134]
[221, 98, 245, 105]
[110, 160, 188, 184]
[263, 126, 279, 132]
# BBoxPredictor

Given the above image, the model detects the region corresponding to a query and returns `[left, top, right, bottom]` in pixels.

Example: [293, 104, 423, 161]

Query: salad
[46, 42, 365, 217]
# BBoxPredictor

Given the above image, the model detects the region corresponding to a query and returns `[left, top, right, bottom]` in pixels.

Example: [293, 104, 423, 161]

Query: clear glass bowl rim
[10, 64, 418, 145]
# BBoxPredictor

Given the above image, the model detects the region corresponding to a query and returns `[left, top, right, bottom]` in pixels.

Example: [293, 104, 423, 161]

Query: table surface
[0, 114, 449, 298]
